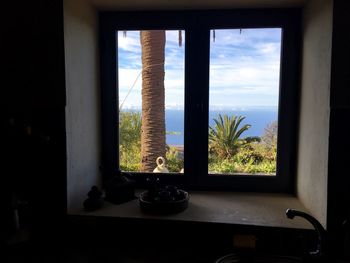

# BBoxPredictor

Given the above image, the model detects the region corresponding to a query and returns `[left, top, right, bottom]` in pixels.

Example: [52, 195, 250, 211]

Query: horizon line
[120, 105, 279, 110]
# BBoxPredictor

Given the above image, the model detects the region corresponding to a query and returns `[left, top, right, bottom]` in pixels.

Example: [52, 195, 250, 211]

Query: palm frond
[208, 114, 251, 158]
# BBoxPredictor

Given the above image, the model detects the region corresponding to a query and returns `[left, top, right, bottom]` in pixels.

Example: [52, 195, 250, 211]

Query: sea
[164, 109, 278, 145]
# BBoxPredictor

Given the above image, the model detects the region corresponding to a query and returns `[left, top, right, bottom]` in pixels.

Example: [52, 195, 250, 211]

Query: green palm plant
[209, 114, 251, 159]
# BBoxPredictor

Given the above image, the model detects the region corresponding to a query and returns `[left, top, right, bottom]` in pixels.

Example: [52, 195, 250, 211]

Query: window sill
[69, 191, 312, 230]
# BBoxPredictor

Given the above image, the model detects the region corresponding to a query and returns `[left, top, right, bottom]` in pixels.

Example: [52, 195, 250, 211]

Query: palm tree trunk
[140, 30, 166, 172]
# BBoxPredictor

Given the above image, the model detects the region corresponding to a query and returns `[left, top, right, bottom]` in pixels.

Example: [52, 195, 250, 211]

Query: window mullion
[184, 27, 210, 188]
[100, 21, 118, 184]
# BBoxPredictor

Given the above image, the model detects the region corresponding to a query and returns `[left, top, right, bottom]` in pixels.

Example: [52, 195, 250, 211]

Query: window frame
[99, 9, 301, 193]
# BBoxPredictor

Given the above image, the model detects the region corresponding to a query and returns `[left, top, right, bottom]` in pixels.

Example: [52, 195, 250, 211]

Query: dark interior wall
[329, 0, 350, 109]
[2, 0, 67, 241]
[327, 0, 350, 258]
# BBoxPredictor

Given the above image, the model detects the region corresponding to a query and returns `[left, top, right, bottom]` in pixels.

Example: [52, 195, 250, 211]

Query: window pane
[118, 30, 185, 174]
[208, 28, 281, 176]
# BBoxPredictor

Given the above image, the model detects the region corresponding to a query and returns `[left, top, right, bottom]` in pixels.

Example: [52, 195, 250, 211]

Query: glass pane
[208, 28, 281, 176]
[118, 30, 185, 174]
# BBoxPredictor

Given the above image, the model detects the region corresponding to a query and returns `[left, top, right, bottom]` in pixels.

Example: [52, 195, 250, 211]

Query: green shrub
[208, 158, 239, 174]
[243, 136, 261, 143]
[208, 140, 276, 174]
[234, 143, 264, 165]
[119, 111, 142, 172]
[208, 156, 276, 174]
[119, 144, 141, 172]
[119, 111, 141, 149]
[166, 146, 184, 173]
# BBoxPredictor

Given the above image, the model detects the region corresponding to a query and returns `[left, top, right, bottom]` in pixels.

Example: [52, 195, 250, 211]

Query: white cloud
[118, 28, 282, 108]
[256, 42, 281, 55]
[209, 28, 281, 107]
[118, 68, 142, 91]
[118, 31, 141, 53]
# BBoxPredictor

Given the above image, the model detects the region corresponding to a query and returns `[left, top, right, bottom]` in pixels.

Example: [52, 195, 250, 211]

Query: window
[208, 28, 281, 176]
[100, 10, 301, 192]
[118, 30, 185, 174]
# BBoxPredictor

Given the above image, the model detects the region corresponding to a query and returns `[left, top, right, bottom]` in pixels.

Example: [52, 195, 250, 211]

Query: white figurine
[153, 156, 169, 173]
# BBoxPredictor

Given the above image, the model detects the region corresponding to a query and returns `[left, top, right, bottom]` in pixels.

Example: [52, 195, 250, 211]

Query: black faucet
[286, 209, 327, 261]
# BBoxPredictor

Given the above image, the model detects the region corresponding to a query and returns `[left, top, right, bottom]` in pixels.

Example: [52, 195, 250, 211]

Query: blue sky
[118, 28, 281, 110]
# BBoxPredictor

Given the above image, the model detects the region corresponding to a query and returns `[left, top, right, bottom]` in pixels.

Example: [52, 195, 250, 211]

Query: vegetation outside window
[99, 9, 301, 192]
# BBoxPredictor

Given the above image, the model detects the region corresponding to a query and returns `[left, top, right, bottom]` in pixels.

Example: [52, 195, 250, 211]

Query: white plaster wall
[64, 0, 101, 212]
[297, 0, 333, 227]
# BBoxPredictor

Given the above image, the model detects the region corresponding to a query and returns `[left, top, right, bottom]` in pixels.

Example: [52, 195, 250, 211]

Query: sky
[117, 28, 281, 110]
